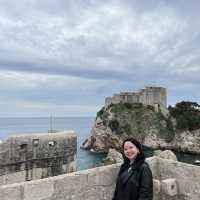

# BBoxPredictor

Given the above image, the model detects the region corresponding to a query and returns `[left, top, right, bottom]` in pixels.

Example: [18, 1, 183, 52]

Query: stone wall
[157, 157, 200, 199]
[0, 156, 199, 200]
[0, 131, 77, 185]
[139, 87, 167, 108]
[105, 86, 167, 108]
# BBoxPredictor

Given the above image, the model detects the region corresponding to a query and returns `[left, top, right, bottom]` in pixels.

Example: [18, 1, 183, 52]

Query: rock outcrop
[103, 148, 123, 165]
[155, 150, 177, 161]
[81, 120, 121, 153]
[144, 129, 200, 154]
[81, 103, 200, 154]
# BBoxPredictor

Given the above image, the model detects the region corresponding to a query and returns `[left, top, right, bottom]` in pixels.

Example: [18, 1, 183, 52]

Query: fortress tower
[139, 86, 167, 107]
[105, 86, 167, 108]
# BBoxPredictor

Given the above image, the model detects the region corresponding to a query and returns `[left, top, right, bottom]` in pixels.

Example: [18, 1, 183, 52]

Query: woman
[112, 138, 153, 200]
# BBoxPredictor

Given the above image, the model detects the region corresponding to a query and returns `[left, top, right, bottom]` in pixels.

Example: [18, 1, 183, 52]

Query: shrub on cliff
[154, 111, 175, 142]
[108, 119, 119, 132]
[95, 102, 176, 142]
[110, 102, 130, 113]
[96, 107, 105, 119]
[168, 101, 200, 131]
[109, 102, 144, 113]
[124, 102, 133, 109]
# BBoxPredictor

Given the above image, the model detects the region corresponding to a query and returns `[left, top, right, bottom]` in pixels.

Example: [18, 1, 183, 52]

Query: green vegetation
[122, 123, 132, 135]
[106, 103, 158, 138]
[95, 101, 200, 143]
[154, 111, 175, 142]
[132, 103, 143, 109]
[96, 107, 109, 126]
[124, 102, 133, 109]
[169, 101, 200, 131]
[110, 102, 144, 113]
[108, 119, 119, 132]
[96, 107, 105, 119]
[110, 102, 130, 113]
[146, 105, 155, 111]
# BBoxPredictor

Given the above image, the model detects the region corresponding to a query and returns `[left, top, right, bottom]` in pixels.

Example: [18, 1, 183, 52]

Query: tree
[169, 101, 200, 131]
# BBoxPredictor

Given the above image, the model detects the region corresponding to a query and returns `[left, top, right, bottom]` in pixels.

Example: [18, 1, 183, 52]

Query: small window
[20, 144, 28, 149]
[48, 141, 56, 147]
[33, 139, 39, 146]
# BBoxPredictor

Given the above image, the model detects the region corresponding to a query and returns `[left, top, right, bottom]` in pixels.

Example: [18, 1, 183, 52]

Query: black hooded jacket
[112, 155, 153, 200]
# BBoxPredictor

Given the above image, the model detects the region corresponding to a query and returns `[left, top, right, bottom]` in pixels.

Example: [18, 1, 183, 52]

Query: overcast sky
[0, 0, 199, 117]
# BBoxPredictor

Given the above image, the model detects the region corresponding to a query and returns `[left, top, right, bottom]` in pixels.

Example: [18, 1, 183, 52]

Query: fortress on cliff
[105, 86, 167, 108]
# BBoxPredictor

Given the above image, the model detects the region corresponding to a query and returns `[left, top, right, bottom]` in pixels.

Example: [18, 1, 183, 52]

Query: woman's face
[123, 141, 139, 161]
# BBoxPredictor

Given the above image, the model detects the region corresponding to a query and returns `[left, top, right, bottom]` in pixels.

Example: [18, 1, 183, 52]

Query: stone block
[24, 179, 54, 200]
[32, 168, 43, 180]
[153, 179, 161, 194]
[146, 156, 159, 178]
[88, 165, 117, 186]
[53, 173, 88, 199]
[158, 150, 177, 161]
[0, 184, 22, 200]
[161, 178, 177, 196]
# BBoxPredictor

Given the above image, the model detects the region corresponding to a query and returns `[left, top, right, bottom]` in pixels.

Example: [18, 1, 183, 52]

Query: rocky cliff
[81, 103, 200, 154]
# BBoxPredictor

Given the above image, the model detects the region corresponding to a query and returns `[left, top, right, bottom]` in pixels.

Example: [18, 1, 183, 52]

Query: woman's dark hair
[122, 137, 145, 165]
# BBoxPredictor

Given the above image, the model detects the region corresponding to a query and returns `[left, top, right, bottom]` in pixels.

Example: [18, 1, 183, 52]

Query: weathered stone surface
[88, 164, 119, 186]
[0, 156, 199, 200]
[105, 86, 167, 108]
[0, 131, 77, 185]
[146, 156, 159, 179]
[53, 172, 88, 198]
[24, 179, 54, 200]
[103, 148, 123, 164]
[161, 178, 177, 196]
[81, 125, 121, 153]
[0, 184, 22, 200]
[153, 179, 161, 194]
[158, 157, 200, 199]
[143, 130, 200, 154]
[157, 150, 177, 161]
[174, 130, 200, 154]
[154, 150, 163, 156]
[153, 179, 162, 200]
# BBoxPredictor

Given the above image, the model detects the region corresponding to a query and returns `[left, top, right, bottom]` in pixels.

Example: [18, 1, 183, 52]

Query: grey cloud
[0, 0, 200, 117]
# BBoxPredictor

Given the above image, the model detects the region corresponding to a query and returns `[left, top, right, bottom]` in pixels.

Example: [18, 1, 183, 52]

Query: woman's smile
[124, 141, 139, 161]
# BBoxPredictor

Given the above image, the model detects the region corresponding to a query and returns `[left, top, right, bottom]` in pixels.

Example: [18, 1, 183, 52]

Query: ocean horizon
[0, 116, 106, 171]
[0, 117, 200, 170]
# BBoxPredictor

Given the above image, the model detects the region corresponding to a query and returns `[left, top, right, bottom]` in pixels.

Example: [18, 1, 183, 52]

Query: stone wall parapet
[0, 156, 200, 200]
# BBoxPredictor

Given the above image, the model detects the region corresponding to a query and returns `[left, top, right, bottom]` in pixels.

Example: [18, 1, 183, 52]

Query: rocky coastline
[81, 102, 200, 155]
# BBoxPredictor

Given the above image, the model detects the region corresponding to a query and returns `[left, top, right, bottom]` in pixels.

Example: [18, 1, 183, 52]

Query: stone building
[0, 131, 77, 185]
[105, 86, 167, 108]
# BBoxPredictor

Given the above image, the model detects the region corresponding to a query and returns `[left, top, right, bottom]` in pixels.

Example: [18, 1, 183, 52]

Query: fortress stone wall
[0, 131, 77, 185]
[105, 86, 167, 108]
[0, 156, 199, 200]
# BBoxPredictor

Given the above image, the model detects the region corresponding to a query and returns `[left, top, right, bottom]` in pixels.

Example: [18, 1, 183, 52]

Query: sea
[0, 117, 200, 170]
[0, 117, 106, 171]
